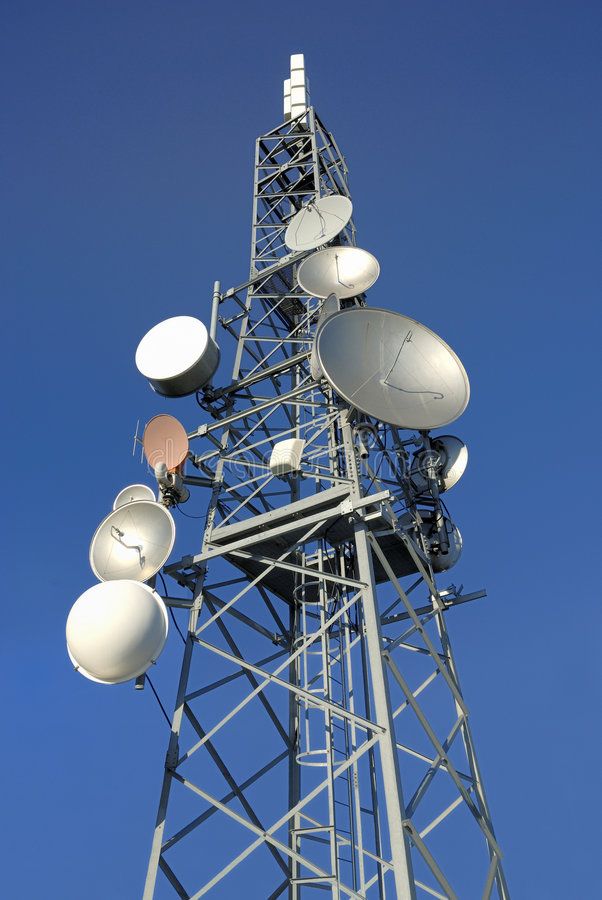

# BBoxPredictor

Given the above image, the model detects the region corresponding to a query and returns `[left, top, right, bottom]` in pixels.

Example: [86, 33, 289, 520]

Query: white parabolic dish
[90, 500, 176, 582]
[135, 315, 219, 397]
[285, 195, 353, 252]
[315, 308, 470, 430]
[66, 580, 168, 684]
[297, 246, 380, 299]
[113, 484, 156, 510]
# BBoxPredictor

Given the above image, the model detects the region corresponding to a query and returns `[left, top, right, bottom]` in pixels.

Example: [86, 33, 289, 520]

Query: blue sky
[2, 1, 601, 897]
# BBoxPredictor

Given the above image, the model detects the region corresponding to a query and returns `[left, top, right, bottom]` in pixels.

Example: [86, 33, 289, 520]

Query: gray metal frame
[143, 107, 508, 899]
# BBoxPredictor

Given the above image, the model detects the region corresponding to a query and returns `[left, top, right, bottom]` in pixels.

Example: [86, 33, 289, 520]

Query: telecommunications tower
[67, 55, 508, 898]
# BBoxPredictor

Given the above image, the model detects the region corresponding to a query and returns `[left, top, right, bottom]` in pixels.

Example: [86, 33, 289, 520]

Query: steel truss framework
[143, 108, 508, 899]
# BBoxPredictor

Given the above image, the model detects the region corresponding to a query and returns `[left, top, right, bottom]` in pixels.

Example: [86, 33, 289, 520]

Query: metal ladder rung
[290, 876, 336, 883]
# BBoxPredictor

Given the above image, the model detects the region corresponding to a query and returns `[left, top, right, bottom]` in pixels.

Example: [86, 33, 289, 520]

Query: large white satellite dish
[66, 580, 168, 684]
[297, 247, 380, 299]
[285, 195, 353, 252]
[410, 435, 469, 494]
[89, 500, 176, 582]
[315, 308, 470, 430]
[135, 315, 220, 397]
[113, 484, 156, 510]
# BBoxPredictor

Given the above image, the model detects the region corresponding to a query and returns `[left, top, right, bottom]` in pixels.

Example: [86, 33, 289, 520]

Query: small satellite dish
[66, 580, 168, 684]
[310, 347, 323, 382]
[401, 511, 462, 572]
[429, 518, 462, 573]
[410, 435, 469, 494]
[113, 484, 156, 510]
[297, 247, 380, 299]
[315, 308, 470, 430]
[310, 294, 340, 381]
[285, 195, 353, 252]
[135, 315, 220, 397]
[143, 414, 189, 472]
[89, 500, 176, 582]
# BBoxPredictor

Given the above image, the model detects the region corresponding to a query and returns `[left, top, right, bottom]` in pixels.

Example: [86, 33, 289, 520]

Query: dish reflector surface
[315, 308, 470, 430]
[66, 580, 168, 684]
[429, 519, 462, 572]
[297, 247, 380, 299]
[89, 500, 176, 582]
[285, 196, 353, 252]
[143, 414, 189, 472]
[135, 315, 219, 397]
[410, 435, 468, 494]
[400, 512, 463, 572]
[113, 484, 156, 509]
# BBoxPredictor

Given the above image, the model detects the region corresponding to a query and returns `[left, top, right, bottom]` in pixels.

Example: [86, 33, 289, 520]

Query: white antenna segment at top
[284, 53, 310, 123]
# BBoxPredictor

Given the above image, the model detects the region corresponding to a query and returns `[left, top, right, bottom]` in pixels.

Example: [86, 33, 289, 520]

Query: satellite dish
[315, 308, 470, 430]
[429, 517, 462, 572]
[297, 247, 380, 299]
[135, 315, 220, 397]
[310, 347, 323, 382]
[66, 580, 169, 684]
[89, 500, 176, 582]
[285, 195, 353, 252]
[310, 294, 340, 381]
[317, 293, 341, 323]
[410, 436, 468, 494]
[143, 414, 189, 472]
[401, 511, 462, 572]
[113, 484, 156, 509]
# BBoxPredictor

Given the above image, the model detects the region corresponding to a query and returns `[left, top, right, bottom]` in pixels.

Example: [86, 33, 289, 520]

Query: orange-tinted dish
[143, 414, 189, 472]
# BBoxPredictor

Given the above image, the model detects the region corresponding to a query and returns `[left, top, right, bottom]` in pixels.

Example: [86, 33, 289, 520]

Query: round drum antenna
[66, 580, 169, 684]
[135, 315, 219, 397]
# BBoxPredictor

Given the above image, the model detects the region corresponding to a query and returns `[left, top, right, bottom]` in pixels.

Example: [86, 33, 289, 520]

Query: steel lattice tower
[142, 64, 508, 900]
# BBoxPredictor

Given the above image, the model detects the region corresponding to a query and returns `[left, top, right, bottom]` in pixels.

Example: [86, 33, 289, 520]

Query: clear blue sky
[2, 1, 601, 897]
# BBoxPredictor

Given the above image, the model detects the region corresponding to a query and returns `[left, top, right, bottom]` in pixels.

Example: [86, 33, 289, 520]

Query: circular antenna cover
[429, 520, 463, 573]
[135, 315, 219, 397]
[297, 247, 380, 299]
[400, 512, 463, 573]
[89, 500, 176, 582]
[66, 580, 168, 684]
[410, 436, 469, 494]
[315, 308, 470, 430]
[113, 484, 156, 510]
[143, 414, 189, 472]
[285, 196, 353, 252]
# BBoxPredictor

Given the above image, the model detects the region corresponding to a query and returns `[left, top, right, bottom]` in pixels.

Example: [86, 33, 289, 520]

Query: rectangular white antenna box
[269, 438, 305, 476]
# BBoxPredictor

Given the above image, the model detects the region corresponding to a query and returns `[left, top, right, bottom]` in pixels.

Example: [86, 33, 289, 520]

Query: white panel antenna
[289, 53, 310, 123]
[269, 438, 305, 476]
